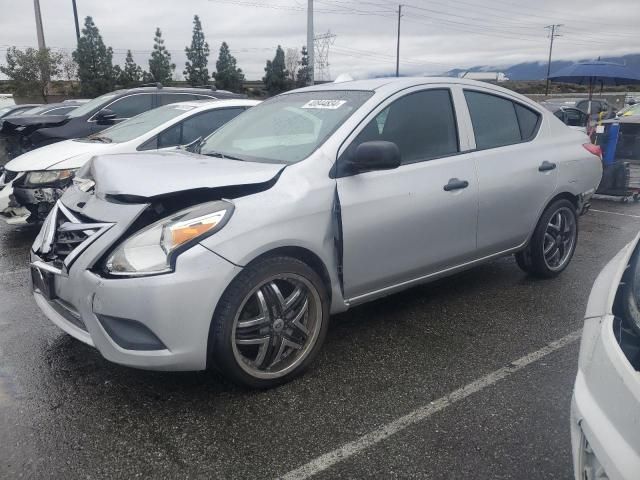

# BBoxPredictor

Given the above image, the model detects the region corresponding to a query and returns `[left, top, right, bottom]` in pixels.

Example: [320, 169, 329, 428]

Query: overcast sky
[1, 0, 639, 80]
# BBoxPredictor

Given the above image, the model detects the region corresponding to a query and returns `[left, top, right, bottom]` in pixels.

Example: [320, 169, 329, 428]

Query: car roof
[165, 99, 261, 110]
[602, 115, 640, 125]
[107, 86, 244, 97]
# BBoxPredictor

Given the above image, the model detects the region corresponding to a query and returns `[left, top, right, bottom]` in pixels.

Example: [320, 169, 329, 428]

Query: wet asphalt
[1, 197, 640, 480]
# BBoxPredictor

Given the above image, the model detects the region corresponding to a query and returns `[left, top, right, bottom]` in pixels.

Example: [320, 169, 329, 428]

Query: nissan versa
[30, 78, 602, 388]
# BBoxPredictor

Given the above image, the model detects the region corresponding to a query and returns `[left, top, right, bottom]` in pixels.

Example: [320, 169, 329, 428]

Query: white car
[572, 233, 640, 479]
[0, 99, 259, 224]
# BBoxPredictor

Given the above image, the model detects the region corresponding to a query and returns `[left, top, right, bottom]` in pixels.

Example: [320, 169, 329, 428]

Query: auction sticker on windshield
[301, 99, 347, 109]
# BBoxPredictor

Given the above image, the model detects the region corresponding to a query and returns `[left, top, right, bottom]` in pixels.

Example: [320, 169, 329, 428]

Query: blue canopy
[548, 61, 640, 86]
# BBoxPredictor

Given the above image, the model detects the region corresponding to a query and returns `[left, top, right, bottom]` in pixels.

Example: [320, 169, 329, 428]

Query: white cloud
[0, 0, 638, 79]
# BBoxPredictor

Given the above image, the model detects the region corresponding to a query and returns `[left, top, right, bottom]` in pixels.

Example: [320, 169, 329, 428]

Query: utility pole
[395, 4, 402, 77]
[544, 24, 563, 96]
[72, 0, 81, 43]
[307, 0, 314, 85]
[33, 0, 46, 50]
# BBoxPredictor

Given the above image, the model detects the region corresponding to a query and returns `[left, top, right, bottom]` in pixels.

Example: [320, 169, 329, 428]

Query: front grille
[33, 202, 112, 270]
[52, 210, 92, 263]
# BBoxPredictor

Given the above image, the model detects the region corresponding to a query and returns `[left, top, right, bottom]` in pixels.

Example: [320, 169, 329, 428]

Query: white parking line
[591, 209, 640, 219]
[279, 329, 582, 480]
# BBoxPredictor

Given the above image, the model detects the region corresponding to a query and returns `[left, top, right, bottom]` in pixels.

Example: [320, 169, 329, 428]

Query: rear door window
[464, 91, 540, 150]
[108, 94, 154, 119]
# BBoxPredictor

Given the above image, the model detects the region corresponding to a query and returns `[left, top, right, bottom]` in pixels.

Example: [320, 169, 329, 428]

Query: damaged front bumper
[30, 196, 243, 371]
[0, 172, 70, 225]
[0, 172, 30, 225]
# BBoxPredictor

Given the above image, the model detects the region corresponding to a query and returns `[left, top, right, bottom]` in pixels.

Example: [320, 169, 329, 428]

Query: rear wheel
[515, 199, 578, 278]
[209, 256, 329, 389]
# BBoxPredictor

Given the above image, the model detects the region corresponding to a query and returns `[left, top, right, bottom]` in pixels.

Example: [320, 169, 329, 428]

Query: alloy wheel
[543, 206, 576, 271]
[231, 273, 323, 379]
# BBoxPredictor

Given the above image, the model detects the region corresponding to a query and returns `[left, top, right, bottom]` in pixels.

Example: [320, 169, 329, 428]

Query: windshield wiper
[87, 136, 112, 143]
[203, 151, 246, 161]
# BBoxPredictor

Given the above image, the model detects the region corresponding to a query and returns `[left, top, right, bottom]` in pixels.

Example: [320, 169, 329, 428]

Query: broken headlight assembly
[25, 169, 77, 186]
[105, 200, 234, 276]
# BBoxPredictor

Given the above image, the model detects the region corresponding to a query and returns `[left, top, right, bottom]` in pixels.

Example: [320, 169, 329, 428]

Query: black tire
[515, 199, 578, 278]
[208, 256, 329, 389]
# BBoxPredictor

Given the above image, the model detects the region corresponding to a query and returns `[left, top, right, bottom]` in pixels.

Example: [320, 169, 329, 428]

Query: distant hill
[445, 53, 640, 81]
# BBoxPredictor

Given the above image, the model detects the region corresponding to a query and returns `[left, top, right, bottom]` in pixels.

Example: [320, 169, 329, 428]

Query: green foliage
[0, 47, 63, 101]
[119, 50, 144, 88]
[148, 28, 175, 84]
[296, 46, 312, 88]
[184, 15, 210, 86]
[263, 45, 288, 95]
[214, 42, 245, 92]
[72, 16, 116, 97]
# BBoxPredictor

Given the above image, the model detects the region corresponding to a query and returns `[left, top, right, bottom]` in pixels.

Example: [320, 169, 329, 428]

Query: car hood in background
[5, 139, 114, 172]
[0, 114, 68, 134]
[86, 151, 285, 199]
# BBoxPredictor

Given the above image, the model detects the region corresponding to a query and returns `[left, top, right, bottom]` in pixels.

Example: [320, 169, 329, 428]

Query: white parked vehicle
[572, 233, 640, 480]
[0, 99, 259, 224]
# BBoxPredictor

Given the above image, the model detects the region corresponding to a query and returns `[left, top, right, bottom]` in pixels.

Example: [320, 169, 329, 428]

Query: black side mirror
[94, 108, 117, 124]
[348, 141, 401, 173]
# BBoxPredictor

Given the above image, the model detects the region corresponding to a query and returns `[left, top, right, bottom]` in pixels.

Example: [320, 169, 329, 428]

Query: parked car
[575, 98, 617, 122]
[571, 233, 640, 480]
[541, 102, 589, 132]
[0, 99, 259, 224]
[0, 103, 42, 121]
[0, 85, 245, 158]
[1, 101, 89, 159]
[617, 103, 640, 118]
[30, 78, 602, 388]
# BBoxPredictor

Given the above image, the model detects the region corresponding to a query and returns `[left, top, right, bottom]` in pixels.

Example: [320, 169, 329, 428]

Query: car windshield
[66, 92, 118, 118]
[21, 105, 51, 115]
[78, 104, 195, 144]
[0, 106, 15, 117]
[199, 90, 373, 164]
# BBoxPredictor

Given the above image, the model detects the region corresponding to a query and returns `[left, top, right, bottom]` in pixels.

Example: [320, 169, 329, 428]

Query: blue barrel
[602, 122, 620, 166]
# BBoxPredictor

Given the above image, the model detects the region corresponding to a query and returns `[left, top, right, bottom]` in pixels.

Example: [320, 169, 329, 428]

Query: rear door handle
[443, 178, 469, 191]
[538, 161, 557, 172]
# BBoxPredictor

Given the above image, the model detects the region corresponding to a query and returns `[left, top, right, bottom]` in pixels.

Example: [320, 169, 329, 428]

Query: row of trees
[0, 15, 313, 100]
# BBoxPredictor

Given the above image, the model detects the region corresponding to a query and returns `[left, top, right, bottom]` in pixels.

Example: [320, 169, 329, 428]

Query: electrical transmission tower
[314, 31, 336, 81]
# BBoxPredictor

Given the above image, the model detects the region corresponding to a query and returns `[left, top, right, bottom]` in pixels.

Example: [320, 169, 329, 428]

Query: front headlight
[105, 200, 234, 276]
[25, 169, 77, 186]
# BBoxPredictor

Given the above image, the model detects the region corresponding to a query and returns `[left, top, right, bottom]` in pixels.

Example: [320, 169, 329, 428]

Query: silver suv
[30, 78, 602, 388]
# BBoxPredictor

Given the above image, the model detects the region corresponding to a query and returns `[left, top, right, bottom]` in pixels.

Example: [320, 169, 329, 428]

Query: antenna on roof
[334, 73, 353, 83]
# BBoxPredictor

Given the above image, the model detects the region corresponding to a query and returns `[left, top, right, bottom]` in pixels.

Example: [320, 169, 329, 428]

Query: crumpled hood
[0, 114, 68, 134]
[5, 139, 114, 172]
[87, 151, 285, 199]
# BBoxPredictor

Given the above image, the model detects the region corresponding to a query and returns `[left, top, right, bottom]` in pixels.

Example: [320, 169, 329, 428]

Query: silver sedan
[30, 78, 602, 388]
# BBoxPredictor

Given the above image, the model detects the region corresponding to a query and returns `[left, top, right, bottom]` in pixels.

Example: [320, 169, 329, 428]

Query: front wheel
[515, 199, 578, 278]
[208, 256, 329, 389]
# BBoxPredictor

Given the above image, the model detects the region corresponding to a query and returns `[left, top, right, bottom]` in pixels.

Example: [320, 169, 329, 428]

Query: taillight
[583, 143, 602, 159]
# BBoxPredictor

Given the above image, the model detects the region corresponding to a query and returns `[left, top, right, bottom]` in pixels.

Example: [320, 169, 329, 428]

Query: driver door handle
[443, 178, 469, 192]
[538, 161, 557, 172]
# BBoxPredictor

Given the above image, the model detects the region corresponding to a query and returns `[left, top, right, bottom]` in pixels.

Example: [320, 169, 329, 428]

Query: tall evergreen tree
[184, 15, 210, 86]
[148, 28, 175, 84]
[0, 47, 63, 101]
[119, 50, 144, 88]
[263, 45, 288, 95]
[296, 46, 312, 87]
[214, 42, 245, 92]
[72, 16, 116, 96]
